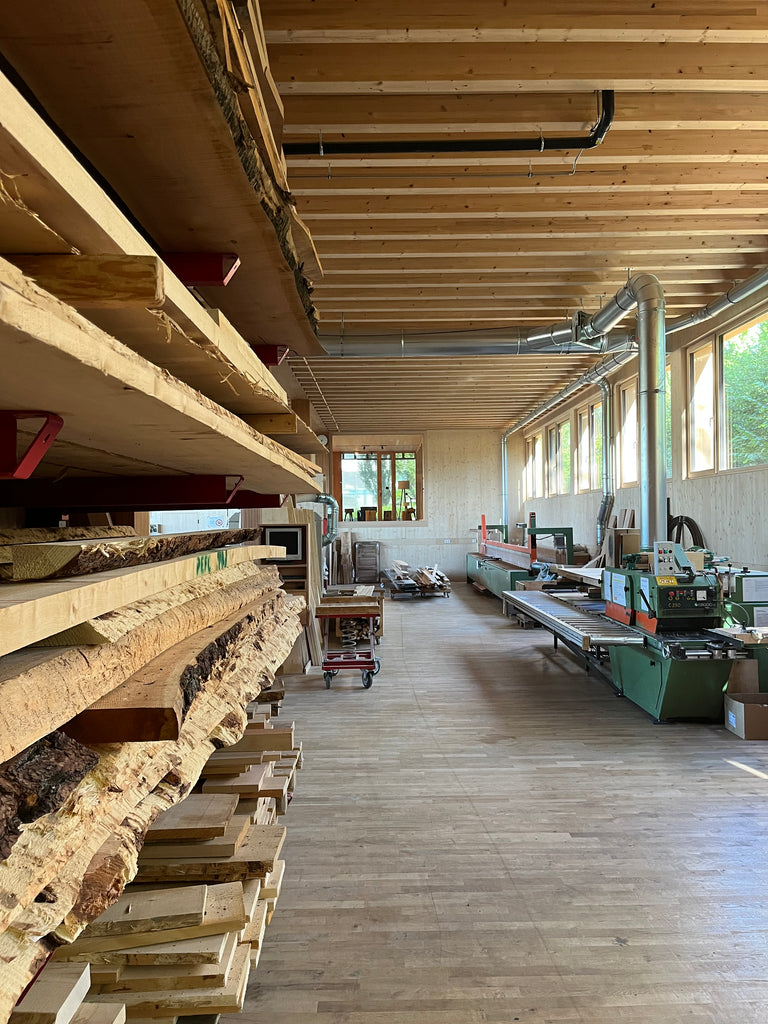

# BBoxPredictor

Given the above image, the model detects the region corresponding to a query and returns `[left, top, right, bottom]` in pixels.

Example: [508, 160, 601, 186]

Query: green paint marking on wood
[196, 553, 212, 576]
[217, 549, 229, 569]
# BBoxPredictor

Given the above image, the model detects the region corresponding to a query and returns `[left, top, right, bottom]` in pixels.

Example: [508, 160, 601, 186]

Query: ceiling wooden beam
[280, 92, 768, 134]
[268, 42, 768, 93]
[298, 191, 768, 216]
[261, 1, 768, 40]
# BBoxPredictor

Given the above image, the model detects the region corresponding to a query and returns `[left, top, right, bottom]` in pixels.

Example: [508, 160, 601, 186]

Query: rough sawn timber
[8, 529, 264, 582]
[0, 528, 135, 566]
[0, 257, 321, 491]
[0, 561, 282, 765]
[63, 593, 287, 744]
[0, 595, 302, 1020]
[0, 542, 283, 660]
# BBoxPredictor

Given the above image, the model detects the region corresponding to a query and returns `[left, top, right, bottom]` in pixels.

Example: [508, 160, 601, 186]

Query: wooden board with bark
[0, 527, 135, 566]
[0, 599, 302, 1019]
[0, 542, 284, 659]
[0, 562, 285, 762]
[63, 593, 285, 744]
[7, 529, 263, 582]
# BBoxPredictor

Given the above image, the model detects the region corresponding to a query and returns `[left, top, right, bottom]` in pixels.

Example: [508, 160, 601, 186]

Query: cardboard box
[724, 692, 768, 740]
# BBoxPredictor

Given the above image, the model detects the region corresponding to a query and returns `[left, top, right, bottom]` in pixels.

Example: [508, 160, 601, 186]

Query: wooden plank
[0, 527, 135, 565]
[0, 257, 321, 491]
[0, 562, 281, 764]
[84, 943, 250, 1018]
[9, 529, 263, 582]
[240, 413, 298, 435]
[134, 826, 286, 884]
[145, 795, 239, 844]
[139, 816, 251, 862]
[10, 964, 90, 1024]
[242, 900, 267, 949]
[241, 878, 262, 924]
[0, 542, 281, 659]
[200, 752, 264, 776]
[8, 255, 164, 310]
[260, 859, 285, 901]
[202, 765, 273, 798]
[61, 883, 246, 958]
[0, 26, 322, 357]
[226, 723, 295, 753]
[63, 595, 284, 744]
[79, 887, 208, 940]
[69, 1002, 125, 1024]
[86, 967, 122, 988]
[94, 932, 239, 994]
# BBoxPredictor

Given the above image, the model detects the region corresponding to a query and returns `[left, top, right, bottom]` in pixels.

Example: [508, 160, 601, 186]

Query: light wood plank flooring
[235, 585, 768, 1024]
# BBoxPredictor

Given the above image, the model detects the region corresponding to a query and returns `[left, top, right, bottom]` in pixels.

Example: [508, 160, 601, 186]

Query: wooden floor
[234, 585, 768, 1024]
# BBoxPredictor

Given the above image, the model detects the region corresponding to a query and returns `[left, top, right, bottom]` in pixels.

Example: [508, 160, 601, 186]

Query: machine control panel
[655, 583, 718, 611]
[653, 542, 677, 574]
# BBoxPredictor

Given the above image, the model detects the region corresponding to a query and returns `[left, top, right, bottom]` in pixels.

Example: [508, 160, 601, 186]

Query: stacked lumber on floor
[9, 960, 124, 1024]
[49, 701, 299, 1018]
[0, 532, 304, 1022]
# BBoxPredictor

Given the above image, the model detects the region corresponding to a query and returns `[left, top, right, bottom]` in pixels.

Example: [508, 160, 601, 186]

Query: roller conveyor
[502, 589, 645, 650]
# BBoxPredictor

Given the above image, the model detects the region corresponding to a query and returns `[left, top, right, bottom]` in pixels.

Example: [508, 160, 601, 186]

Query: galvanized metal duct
[507, 274, 667, 548]
[595, 379, 614, 549]
[320, 322, 601, 357]
[296, 493, 339, 547]
[667, 266, 768, 336]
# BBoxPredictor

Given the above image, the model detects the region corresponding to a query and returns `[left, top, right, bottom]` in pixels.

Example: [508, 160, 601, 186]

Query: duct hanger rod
[283, 91, 615, 157]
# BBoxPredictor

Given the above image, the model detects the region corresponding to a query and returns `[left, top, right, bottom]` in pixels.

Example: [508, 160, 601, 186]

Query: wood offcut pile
[385, 561, 452, 599]
[0, 525, 305, 1022]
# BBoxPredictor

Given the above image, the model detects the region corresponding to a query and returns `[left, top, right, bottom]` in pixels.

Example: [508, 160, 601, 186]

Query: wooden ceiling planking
[259, 2, 768, 431]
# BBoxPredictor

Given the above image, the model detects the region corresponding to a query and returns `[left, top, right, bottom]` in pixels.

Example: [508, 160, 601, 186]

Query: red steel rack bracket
[0, 411, 64, 479]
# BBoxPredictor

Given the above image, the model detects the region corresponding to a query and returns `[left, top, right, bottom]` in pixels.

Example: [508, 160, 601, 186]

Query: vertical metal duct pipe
[506, 274, 667, 547]
[632, 275, 667, 548]
[595, 378, 614, 548]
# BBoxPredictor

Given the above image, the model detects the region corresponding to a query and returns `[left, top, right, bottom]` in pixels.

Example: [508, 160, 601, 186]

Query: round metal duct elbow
[296, 493, 339, 547]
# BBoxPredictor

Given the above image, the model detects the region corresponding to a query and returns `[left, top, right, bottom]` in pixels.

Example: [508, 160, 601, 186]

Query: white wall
[336, 429, 502, 578]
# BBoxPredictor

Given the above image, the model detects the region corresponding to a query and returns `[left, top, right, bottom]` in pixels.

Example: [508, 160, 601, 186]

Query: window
[619, 381, 638, 484]
[547, 419, 571, 495]
[689, 342, 715, 472]
[334, 449, 422, 521]
[721, 316, 768, 469]
[525, 433, 543, 498]
[685, 315, 768, 477]
[590, 402, 604, 490]
[665, 363, 672, 479]
[577, 401, 604, 492]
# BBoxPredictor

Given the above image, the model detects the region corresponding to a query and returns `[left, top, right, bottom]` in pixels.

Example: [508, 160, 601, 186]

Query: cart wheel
[323, 671, 333, 688]
[373, 659, 381, 676]
[361, 670, 374, 688]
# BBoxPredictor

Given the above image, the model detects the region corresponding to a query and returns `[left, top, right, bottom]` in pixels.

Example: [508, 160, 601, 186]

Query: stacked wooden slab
[48, 705, 300, 1017]
[9, 960, 125, 1024]
[0, 528, 305, 1021]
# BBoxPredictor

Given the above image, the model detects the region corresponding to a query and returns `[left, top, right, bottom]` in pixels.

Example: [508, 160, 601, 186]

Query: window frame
[618, 378, 639, 486]
[684, 314, 768, 478]
[333, 447, 424, 523]
[576, 400, 604, 493]
[525, 432, 544, 499]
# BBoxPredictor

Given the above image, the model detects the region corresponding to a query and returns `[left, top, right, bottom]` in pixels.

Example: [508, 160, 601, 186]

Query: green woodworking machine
[505, 541, 768, 721]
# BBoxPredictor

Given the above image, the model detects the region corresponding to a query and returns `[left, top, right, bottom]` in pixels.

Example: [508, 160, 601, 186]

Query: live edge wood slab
[0, 257, 321, 491]
[0, 599, 302, 1020]
[6, 528, 265, 582]
[0, 542, 283, 659]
